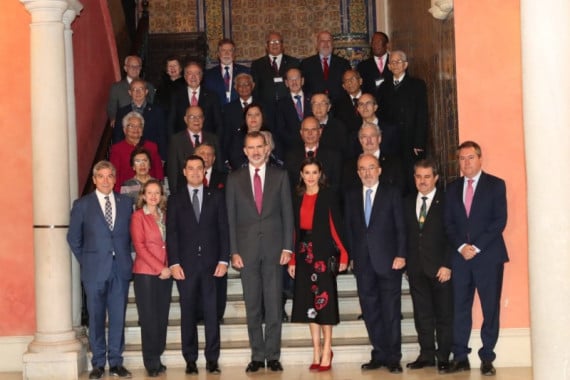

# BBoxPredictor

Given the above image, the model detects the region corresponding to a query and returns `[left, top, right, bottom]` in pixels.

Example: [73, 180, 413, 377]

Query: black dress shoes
[267, 359, 284, 371]
[88, 367, 104, 379]
[361, 359, 383, 370]
[406, 358, 436, 369]
[109, 366, 132, 378]
[146, 369, 159, 377]
[446, 358, 471, 373]
[206, 361, 221, 374]
[245, 360, 265, 372]
[481, 360, 496, 376]
[185, 361, 198, 375]
[387, 362, 403, 373]
[158, 363, 167, 373]
[438, 361, 450, 372]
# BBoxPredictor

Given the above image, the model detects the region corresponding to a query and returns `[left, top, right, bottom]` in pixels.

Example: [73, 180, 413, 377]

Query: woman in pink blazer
[131, 179, 172, 377]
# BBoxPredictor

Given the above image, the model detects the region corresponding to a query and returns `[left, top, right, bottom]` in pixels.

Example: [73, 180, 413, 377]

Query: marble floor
[1, 365, 533, 379]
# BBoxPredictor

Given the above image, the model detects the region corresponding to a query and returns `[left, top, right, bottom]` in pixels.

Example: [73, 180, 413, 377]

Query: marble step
[123, 312, 416, 345]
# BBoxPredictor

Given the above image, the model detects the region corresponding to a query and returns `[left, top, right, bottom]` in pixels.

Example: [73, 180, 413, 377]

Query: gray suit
[107, 78, 156, 122]
[225, 165, 294, 362]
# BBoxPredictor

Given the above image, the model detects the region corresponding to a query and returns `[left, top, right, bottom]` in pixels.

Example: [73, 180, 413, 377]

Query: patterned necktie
[322, 57, 329, 80]
[307, 150, 315, 158]
[191, 91, 198, 106]
[364, 188, 372, 227]
[419, 196, 427, 229]
[294, 95, 303, 121]
[271, 56, 279, 77]
[465, 179, 474, 217]
[254, 168, 263, 214]
[243, 101, 248, 108]
[193, 134, 200, 147]
[224, 66, 231, 92]
[104, 195, 113, 230]
[192, 189, 200, 221]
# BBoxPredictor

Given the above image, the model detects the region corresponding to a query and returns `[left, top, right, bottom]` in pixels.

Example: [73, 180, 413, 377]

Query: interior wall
[0, 1, 35, 336]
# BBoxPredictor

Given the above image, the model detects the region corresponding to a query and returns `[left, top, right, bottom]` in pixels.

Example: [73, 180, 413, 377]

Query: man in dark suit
[114, 79, 168, 159]
[404, 159, 453, 373]
[284, 116, 341, 192]
[167, 155, 229, 375]
[167, 106, 221, 194]
[332, 69, 364, 157]
[443, 141, 509, 376]
[274, 67, 312, 154]
[221, 73, 258, 156]
[203, 38, 250, 106]
[300, 31, 351, 102]
[310, 93, 348, 159]
[344, 153, 406, 374]
[169, 61, 222, 138]
[357, 32, 392, 94]
[67, 161, 133, 379]
[376, 50, 428, 195]
[107, 55, 156, 128]
[251, 31, 300, 115]
[226, 131, 294, 372]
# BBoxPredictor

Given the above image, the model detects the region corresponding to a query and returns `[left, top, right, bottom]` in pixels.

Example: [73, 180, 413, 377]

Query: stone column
[521, 0, 570, 378]
[20, 0, 86, 379]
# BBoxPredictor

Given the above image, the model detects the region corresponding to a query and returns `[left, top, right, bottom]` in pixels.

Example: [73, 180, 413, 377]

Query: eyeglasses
[126, 124, 142, 129]
[134, 159, 149, 165]
[388, 60, 406, 65]
[311, 102, 329, 107]
[268, 40, 282, 45]
[357, 101, 375, 107]
[358, 166, 379, 173]
[126, 65, 142, 69]
[186, 115, 204, 120]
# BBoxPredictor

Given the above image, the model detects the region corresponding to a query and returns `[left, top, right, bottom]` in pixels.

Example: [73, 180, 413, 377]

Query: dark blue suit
[444, 172, 508, 362]
[203, 63, 250, 106]
[166, 185, 229, 364]
[67, 191, 133, 368]
[344, 182, 406, 365]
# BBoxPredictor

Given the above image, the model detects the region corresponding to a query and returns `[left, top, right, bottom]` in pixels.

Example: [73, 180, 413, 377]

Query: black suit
[284, 146, 342, 192]
[444, 172, 508, 363]
[377, 75, 428, 194]
[167, 185, 229, 364]
[318, 116, 349, 158]
[275, 94, 312, 153]
[251, 54, 300, 114]
[221, 97, 267, 157]
[169, 86, 222, 137]
[167, 130, 221, 193]
[341, 152, 404, 195]
[357, 54, 393, 94]
[300, 54, 351, 102]
[332, 93, 363, 158]
[114, 103, 168, 159]
[404, 189, 453, 363]
[344, 182, 406, 365]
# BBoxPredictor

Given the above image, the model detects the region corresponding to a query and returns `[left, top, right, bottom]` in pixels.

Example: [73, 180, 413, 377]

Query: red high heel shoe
[318, 351, 334, 371]
[309, 363, 320, 371]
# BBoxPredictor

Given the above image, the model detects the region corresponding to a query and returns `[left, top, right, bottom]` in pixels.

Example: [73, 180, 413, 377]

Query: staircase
[119, 268, 420, 369]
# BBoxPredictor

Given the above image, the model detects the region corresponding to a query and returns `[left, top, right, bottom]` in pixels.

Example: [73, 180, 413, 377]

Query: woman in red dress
[288, 157, 349, 371]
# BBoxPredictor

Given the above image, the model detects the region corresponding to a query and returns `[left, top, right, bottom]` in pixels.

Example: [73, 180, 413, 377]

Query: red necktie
[203, 171, 208, 187]
[191, 91, 198, 106]
[271, 56, 279, 77]
[254, 168, 263, 214]
[322, 57, 329, 81]
[465, 179, 474, 217]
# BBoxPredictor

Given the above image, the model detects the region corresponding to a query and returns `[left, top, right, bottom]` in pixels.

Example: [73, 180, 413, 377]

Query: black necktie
[192, 189, 200, 221]
[271, 56, 279, 77]
[352, 97, 359, 107]
[193, 134, 200, 147]
[419, 196, 427, 229]
[307, 150, 315, 158]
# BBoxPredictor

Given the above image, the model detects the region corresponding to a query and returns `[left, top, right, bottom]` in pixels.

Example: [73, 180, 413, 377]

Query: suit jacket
[284, 146, 342, 192]
[221, 96, 268, 155]
[226, 165, 294, 260]
[251, 54, 301, 106]
[203, 63, 250, 106]
[357, 55, 393, 94]
[114, 102, 168, 159]
[332, 92, 362, 134]
[444, 172, 509, 266]
[341, 152, 404, 194]
[207, 168, 227, 190]
[404, 188, 452, 277]
[107, 79, 156, 121]
[344, 182, 407, 276]
[300, 54, 351, 102]
[275, 94, 312, 152]
[319, 116, 349, 157]
[167, 130, 221, 193]
[67, 192, 133, 283]
[166, 186, 230, 272]
[168, 85, 222, 137]
[131, 208, 168, 275]
[376, 75, 428, 155]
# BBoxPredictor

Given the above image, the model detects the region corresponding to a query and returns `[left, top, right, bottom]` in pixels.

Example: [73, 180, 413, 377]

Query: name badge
[274, 77, 283, 83]
[375, 78, 385, 87]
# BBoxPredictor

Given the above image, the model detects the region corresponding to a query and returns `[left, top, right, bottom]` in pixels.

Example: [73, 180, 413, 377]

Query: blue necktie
[192, 189, 200, 222]
[294, 95, 303, 121]
[364, 188, 372, 227]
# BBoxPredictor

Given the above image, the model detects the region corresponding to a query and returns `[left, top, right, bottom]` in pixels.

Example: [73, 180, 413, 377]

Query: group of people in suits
[77, 28, 508, 379]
